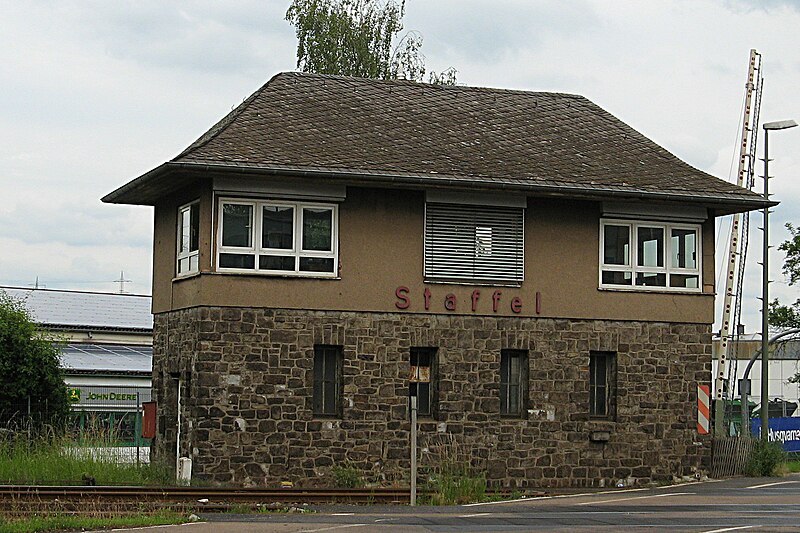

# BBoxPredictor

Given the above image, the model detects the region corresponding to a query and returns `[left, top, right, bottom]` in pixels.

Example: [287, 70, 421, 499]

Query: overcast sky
[1, 0, 799, 334]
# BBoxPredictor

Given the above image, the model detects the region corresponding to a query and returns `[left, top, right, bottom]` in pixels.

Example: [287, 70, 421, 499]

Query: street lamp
[760, 119, 797, 441]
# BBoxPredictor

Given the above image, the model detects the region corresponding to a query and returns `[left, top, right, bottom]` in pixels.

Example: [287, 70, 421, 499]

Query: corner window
[313, 345, 342, 417]
[600, 219, 700, 291]
[589, 351, 616, 419]
[409, 348, 437, 418]
[217, 198, 338, 276]
[177, 202, 199, 275]
[425, 203, 524, 283]
[500, 349, 528, 417]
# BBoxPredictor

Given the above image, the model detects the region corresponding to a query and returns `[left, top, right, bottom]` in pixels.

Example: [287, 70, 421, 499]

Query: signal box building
[104, 73, 768, 488]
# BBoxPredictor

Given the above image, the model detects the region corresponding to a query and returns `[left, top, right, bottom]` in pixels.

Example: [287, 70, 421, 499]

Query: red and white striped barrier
[697, 384, 710, 435]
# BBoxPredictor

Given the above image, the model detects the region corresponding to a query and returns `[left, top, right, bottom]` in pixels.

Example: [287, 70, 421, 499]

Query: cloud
[723, 0, 800, 13]
[0, 236, 152, 294]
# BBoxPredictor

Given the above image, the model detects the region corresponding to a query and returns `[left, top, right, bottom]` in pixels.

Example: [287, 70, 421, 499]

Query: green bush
[746, 440, 787, 477]
[0, 291, 70, 427]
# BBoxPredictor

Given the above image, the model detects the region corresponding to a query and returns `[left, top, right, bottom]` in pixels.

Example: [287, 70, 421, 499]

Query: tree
[768, 223, 800, 329]
[286, 0, 457, 84]
[0, 291, 69, 426]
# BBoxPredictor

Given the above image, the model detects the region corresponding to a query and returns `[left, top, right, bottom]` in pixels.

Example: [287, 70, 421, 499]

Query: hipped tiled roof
[104, 72, 768, 212]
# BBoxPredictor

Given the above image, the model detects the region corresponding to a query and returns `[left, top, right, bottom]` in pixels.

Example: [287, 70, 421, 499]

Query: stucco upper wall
[152, 183, 714, 324]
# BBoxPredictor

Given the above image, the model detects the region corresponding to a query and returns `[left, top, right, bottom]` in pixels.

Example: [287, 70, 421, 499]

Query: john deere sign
[67, 386, 151, 408]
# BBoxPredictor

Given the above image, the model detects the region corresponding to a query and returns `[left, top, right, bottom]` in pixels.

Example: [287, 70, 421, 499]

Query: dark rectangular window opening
[409, 347, 437, 418]
[313, 345, 343, 417]
[589, 351, 616, 419]
[500, 349, 528, 417]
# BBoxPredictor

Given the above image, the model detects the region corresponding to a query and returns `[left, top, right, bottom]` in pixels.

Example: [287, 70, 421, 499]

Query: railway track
[0, 485, 417, 514]
[0, 485, 549, 515]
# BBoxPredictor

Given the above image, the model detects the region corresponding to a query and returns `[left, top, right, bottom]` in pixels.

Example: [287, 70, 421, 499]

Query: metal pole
[761, 128, 770, 442]
[136, 391, 141, 467]
[410, 395, 417, 506]
[176, 377, 182, 480]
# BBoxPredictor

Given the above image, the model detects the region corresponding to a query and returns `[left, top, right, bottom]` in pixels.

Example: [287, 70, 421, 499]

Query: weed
[227, 503, 254, 514]
[331, 461, 363, 488]
[421, 433, 488, 505]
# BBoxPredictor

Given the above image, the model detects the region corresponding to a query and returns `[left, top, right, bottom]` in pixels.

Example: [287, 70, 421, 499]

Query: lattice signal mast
[713, 49, 762, 436]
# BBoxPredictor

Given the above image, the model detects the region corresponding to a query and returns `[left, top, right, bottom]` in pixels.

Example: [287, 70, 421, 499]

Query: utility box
[178, 457, 192, 485]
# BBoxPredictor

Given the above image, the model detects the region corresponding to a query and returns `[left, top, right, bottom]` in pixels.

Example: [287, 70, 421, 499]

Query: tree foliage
[0, 291, 69, 425]
[768, 223, 800, 329]
[286, 0, 456, 84]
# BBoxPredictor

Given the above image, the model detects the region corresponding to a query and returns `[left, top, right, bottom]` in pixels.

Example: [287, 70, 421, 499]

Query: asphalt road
[102, 474, 800, 533]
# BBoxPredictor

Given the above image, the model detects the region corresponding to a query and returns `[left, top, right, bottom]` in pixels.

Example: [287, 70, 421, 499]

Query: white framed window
[600, 219, 701, 291]
[216, 198, 338, 277]
[176, 202, 199, 276]
[425, 203, 524, 283]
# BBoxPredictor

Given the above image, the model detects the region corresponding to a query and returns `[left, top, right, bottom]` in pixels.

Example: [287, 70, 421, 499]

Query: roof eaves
[102, 158, 773, 214]
[64, 369, 152, 377]
[171, 160, 776, 212]
[48, 324, 153, 334]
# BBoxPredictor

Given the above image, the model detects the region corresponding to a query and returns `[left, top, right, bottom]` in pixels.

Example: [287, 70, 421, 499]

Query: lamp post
[760, 119, 797, 441]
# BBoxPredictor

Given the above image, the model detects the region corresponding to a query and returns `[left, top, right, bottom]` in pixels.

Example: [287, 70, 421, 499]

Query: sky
[1, 0, 799, 335]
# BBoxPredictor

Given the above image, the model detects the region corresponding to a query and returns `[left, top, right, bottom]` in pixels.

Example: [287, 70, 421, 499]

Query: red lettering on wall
[394, 286, 530, 315]
[492, 290, 502, 312]
[395, 286, 410, 309]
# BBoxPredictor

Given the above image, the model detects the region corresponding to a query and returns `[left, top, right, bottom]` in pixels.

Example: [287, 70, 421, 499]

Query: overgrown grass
[784, 460, 800, 473]
[0, 428, 172, 486]
[0, 512, 189, 533]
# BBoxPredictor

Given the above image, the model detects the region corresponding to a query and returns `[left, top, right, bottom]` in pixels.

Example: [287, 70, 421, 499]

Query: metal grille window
[589, 351, 615, 419]
[313, 345, 342, 417]
[425, 203, 524, 283]
[500, 349, 528, 416]
[409, 347, 437, 418]
[177, 202, 199, 276]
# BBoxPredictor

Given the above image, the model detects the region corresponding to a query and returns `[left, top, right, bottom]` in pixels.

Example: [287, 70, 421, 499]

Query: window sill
[172, 271, 201, 283]
[598, 286, 708, 295]
[207, 271, 341, 281]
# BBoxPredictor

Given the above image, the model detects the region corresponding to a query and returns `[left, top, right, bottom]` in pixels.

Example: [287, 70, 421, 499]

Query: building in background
[1, 287, 153, 451]
[712, 335, 800, 428]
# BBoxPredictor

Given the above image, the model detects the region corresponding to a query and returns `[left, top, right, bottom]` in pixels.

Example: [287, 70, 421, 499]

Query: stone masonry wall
[152, 308, 712, 488]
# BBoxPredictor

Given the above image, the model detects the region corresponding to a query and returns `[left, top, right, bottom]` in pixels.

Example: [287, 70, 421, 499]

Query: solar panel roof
[61, 343, 152, 374]
[1, 287, 152, 331]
